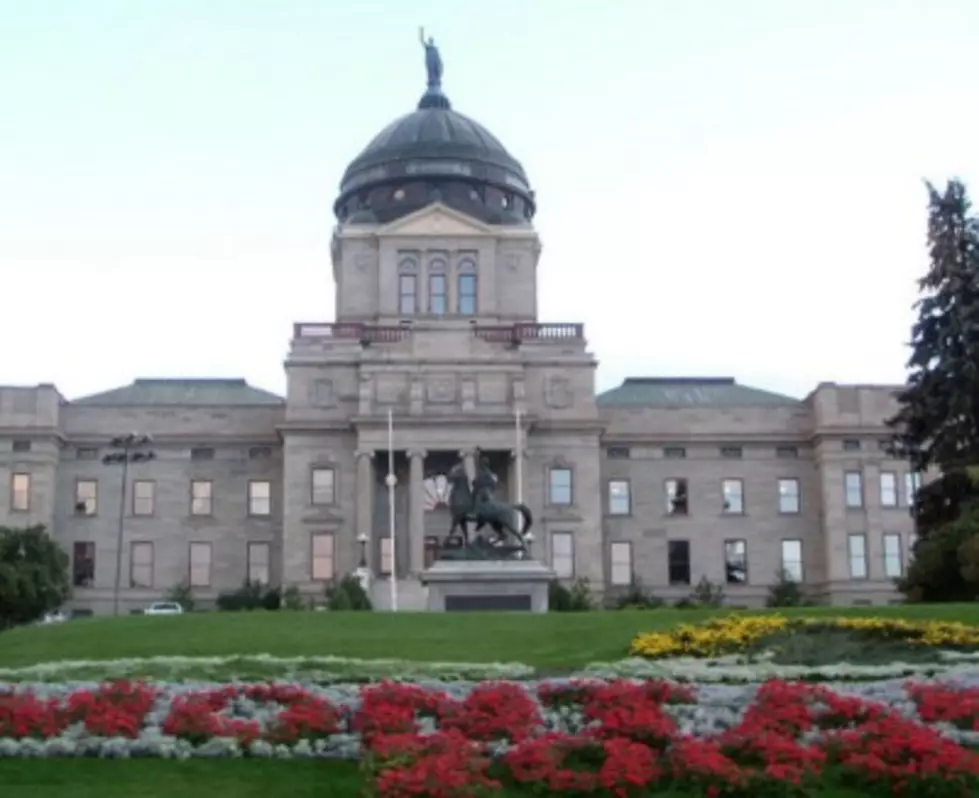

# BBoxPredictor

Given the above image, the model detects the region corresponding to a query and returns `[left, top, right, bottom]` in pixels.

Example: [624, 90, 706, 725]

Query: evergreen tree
[0, 525, 71, 630]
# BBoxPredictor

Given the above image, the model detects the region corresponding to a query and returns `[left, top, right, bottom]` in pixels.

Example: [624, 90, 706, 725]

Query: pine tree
[888, 180, 979, 482]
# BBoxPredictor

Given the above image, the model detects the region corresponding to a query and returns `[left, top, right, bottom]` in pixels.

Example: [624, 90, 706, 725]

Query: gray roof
[71, 378, 283, 407]
[597, 377, 801, 408]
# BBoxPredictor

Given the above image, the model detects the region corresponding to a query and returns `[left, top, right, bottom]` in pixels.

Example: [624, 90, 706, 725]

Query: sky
[2, 0, 978, 401]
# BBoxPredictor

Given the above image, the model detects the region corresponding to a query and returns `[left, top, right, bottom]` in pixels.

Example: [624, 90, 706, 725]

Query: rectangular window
[879, 472, 898, 507]
[610, 541, 632, 586]
[844, 471, 863, 508]
[780, 539, 803, 582]
[905, 472, 921, 505]
[667, 540, 691, 585]
[665, 478, 689, 515]
[778, 478, 800, 514]
[12, 439, 31, 452]
[398, 273, 417, 315]
[248, 542, 271, 585]
[722, 479, 744, 514]
[550, 531, 574, 578]
[310, 467, 335, 505]
[10, 473, 30, 512]
[606, 446, 631, 459]
[458, 273, 477, 315]
[130, 542, 154, 588]
[72, 541, 95, 588]
[607, 479, 631, 515]
[724, 539, 747, 584]
[548, 467, 572, 506]
[843, 439, 861, 452]
[189, 542, 212, 588]
[248, 446, 272, 460]
[190, 480, 213, 515]
[776, 445, 799, 459]
[663, 446, 687, 459]
[190, 447, 215, 461]
[132, 480, 155, 516]
[848, 533, 868, 579]
[312, 533, 335, 580]
[75, 447, 99, 460]
[720, 446, 743, 459]
[379, 536, 393, 576]
[883, 533, 903, 578]
[75, 480, 98, 516]
[248, 480, 272, 516]
[428, 273, 447, 314]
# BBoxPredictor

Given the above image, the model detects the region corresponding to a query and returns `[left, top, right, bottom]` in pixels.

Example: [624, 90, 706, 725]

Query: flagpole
[387, 409, 398, 612]
[514, 407, 524, 532]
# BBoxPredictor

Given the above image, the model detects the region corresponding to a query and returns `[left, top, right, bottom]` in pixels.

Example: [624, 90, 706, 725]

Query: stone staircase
[370, 578, 429, 611]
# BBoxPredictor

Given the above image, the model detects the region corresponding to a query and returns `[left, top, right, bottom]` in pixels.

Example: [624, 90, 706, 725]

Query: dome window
[393, 187, 406, 201]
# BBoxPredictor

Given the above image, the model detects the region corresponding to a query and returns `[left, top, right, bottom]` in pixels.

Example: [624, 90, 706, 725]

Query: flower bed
[3, 676, 979, 795]
[630, 615, 979, 660]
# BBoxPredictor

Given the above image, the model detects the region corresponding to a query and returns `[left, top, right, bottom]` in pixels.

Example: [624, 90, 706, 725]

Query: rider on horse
[471, 452, 498, 515]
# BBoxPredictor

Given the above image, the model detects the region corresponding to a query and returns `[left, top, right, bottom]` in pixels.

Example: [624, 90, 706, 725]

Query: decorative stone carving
[544, 376, 573, 409]
[461, 378, 476, 411]
[427, 374, 457, 404]
[376, 374, 407, 404]
[409, 379, 424, 415]
[354, 252, 374, 272]
[512, 378, 526, 403]
[310, 378, 336, 407]
[505, 252, 520, 273]
[478, 374, 507, 405]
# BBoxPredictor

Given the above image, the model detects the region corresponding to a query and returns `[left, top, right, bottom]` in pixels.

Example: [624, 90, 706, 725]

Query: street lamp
[356, 532, 369, 591]
[102, 433, 155, 616]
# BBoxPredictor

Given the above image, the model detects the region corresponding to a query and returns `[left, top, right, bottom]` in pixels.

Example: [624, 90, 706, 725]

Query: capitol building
[0, 52, 918, 613]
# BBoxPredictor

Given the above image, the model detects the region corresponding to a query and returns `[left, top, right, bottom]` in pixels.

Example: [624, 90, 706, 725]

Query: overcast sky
[2, 0, 978, 401]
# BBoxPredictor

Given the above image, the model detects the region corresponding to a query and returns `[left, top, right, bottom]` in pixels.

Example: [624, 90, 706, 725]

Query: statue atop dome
[419, 27, 443, 89]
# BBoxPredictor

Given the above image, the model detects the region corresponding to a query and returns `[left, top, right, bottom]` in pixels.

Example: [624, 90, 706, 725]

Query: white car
[39, 610, 67, 625]
[143, 602, 184, 616]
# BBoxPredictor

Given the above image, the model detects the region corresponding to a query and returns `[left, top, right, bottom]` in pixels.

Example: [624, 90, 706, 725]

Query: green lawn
[2, 604, 979, 669]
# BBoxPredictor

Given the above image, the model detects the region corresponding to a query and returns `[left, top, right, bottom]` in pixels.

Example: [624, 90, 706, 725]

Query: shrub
[281, 585, 304, 610]
[766, 570, 808, 607]
[165, 582, 195, 612]
[549, 578, 594, 612]
[614, 579, 663, 609]
[216, 581, 281, 612]
[324, 573, 372, 611]
[690, 575, 725, 607]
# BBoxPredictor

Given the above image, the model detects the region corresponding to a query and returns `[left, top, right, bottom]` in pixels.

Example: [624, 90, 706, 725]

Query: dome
[334, 41, 535, 226]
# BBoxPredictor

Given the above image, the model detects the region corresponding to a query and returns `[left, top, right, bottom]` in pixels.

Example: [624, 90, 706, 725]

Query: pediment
[378, 203, 493, 237]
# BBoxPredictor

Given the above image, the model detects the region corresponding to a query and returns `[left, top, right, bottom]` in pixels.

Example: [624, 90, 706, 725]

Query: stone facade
[0, 201, 921, 613]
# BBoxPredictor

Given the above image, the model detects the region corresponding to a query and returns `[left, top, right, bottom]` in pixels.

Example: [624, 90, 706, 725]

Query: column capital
[407, 448, 427, 461]
[510, 448, 534, 459]
[355, 449, 375, 460]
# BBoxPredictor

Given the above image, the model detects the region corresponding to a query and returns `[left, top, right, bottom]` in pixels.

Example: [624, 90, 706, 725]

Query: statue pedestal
[420, 559, 555, 613]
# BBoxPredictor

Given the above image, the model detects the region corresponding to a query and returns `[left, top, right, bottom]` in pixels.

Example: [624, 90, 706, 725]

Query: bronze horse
[444, 463, 532, 552]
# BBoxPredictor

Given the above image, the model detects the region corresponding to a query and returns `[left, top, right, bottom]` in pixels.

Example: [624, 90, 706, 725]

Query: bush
[165, 582, 195, 612]
[766, 570, 809, 608]
[899, 502, 979, 602]
[281, 585, 304, 610]
[690, 575, 725, 607]
[614, 578, 664, 609]
[216, 581, 281, 612]
[0, 525, 70, 630]
[324, 573, 372, 611]
[548, 578, 594, 612]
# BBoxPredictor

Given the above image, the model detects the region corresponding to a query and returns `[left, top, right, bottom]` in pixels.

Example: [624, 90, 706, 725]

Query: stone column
[408, 449, 427, 574]
[355, 450, 375, 574]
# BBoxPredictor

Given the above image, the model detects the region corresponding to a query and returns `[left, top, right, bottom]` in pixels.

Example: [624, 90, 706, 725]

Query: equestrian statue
[444, 451, 533, 559]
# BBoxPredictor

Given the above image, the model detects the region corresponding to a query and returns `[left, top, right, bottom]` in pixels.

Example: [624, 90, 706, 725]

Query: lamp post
[356, 531, 369, 591]
[102, 433, 155, 616]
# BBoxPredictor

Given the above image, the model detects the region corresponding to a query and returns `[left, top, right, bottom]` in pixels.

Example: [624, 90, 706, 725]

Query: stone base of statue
[420, 558, 555, 613]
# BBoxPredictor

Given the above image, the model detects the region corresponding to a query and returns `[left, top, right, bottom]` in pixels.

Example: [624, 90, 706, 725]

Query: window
[606, 446, 630, 459]
[73, 542, 95, 588]
[610, 542, 632, 586]
[778, 478, 800, 514]
[843, 439, 861, 452]
[10, 473, 30, 512]
[132, 480, 155, 516]
[248, 480, 271, 516]
[248, 446, 272, 460]
[75, 480, 98, 516]
[607, 479, 630, 515]
[248, 542, 271, 585]
[550, 531, 574, 578]
[311, 467, 335, 505]
[190, 480, 213, 515]
[878, 438, 894, 453]
[668, 540, 691, 585]
[398, 273, 417, 314]
[665, 478, 689, 515]
[76, 447, 99, 460]
[724, 539, 747, 584]
[776, 445, 799, 459]
[844, 472, 863, 508]
[780, 539, 803, 582]
[905, 472, 921, 505]
[189, 542, 212, 587]
[879, 472, 898, 507]
[428, 273, 447, 314]
[663, 446, 686, 459]
[848, 533, 868, 579]
[548, 467, 572, 505]
[190, 447, 214, 461]
[720, 446, 743, 459]
[722, 479, 744, 514]
[883, 533, 903, 578]
[312, 533, 335, 580]
[129, 542, 153, 588]
[12, 439, 31, 452]
[379, 537, 393, 576]
[458, 273, 477, 315]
